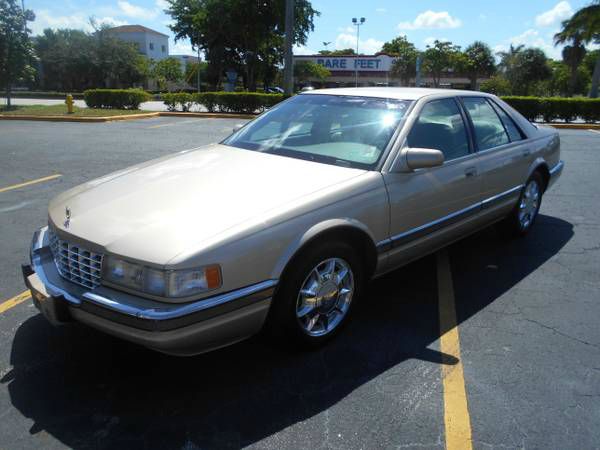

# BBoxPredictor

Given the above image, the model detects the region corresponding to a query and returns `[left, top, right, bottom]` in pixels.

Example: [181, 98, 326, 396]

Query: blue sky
[27, 0, 593, 59]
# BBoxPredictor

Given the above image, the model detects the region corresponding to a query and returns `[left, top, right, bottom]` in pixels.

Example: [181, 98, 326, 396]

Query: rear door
[382, 97, 483, 265]
[460, 96, 530, 214]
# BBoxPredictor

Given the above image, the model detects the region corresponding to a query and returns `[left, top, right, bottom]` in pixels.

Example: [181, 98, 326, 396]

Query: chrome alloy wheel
[518, 179, 541, 230]
[295, 258, 354, 337]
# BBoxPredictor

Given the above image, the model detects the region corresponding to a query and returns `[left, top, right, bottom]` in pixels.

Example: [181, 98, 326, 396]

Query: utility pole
[196, 33, 201, 93]
[283, 0, 294, 94]
[352, 17, 365, 87]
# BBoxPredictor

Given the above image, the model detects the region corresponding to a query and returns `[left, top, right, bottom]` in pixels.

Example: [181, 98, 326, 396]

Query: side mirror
[405, 148, 444, 170]
[232, 124, 244, 133]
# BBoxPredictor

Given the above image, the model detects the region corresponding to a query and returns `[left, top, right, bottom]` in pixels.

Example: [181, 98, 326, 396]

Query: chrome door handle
[464, 167, 477, 178]
[523, 149, 531, 157]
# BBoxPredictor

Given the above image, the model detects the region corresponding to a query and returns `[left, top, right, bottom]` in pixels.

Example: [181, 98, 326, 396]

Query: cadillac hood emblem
[64, 206, 71, 228]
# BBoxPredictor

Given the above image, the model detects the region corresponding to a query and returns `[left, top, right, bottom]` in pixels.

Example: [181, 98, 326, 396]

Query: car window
[406, 98, 470, 161]
[462, 97, 510, 151]
[488, 100, 525, 142]
[223, 94, 412, 170]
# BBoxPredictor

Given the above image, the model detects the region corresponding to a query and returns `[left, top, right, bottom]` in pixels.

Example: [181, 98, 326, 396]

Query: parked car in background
[265, 86, 285, 94]
[23, 88, 563, 355]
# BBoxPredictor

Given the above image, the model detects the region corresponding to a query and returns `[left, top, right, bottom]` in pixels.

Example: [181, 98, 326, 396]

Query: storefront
[293, 54, 482, 89]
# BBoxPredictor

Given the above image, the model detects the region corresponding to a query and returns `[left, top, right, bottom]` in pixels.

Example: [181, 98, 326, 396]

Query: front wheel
[264, 241, 364, 349]
[500, 172, 544, 237]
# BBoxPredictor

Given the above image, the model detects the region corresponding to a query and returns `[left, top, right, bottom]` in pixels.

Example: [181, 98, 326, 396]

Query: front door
[382, 97, 483, 267]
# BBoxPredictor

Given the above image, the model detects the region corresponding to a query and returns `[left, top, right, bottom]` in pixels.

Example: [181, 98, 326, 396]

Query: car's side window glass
[462, 97, 510, 151]
[489, 100, 525, 142]
[406, 98, 470, 161]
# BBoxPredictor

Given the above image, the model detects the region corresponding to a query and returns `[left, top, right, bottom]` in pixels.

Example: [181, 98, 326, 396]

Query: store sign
[294, 55, 395, 72]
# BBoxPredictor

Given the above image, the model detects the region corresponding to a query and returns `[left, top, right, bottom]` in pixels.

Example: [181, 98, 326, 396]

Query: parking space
[0, 119, 598, 449]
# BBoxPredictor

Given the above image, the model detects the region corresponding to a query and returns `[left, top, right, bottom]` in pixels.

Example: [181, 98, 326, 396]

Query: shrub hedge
[161, 91, 600, 122]
[162, 92, 287, 114]
[500, 96, 600, 123]
[84, 89, 151, 109]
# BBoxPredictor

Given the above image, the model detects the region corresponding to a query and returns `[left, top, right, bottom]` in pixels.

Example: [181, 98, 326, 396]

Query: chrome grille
[49, 231, 103, 289]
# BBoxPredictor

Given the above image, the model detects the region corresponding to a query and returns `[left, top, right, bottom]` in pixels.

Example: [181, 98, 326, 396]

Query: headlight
[103, 256, 222, 298]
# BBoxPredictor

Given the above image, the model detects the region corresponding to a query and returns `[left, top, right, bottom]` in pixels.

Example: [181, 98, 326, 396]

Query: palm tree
[496, 44, 524, 92]
[497, 44, 524, 71]
[562, 40, 587, 96]
[555, 0, 600, 97]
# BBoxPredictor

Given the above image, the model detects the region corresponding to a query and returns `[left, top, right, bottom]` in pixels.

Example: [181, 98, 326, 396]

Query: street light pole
[352, 17, 365, 87]
[196, 33, 201, 93]
[283, 0, 295, 95]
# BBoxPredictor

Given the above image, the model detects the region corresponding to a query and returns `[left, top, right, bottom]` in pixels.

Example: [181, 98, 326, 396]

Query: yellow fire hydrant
[65, 94, 74, 114]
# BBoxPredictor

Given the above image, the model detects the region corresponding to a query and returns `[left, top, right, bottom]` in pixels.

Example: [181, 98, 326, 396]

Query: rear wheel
[265, 240, 364, 349]
[500, 171, 544, 237]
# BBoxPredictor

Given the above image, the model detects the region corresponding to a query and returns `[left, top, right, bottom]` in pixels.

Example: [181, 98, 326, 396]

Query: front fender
[270, 218, 377, 280]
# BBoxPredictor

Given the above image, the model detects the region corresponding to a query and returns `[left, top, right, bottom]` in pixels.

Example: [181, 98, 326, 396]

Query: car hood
[49, 144, 366, 266]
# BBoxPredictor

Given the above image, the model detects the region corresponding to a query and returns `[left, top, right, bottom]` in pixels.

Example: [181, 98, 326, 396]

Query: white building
[293, 54, 489, 89]
[106, 25, 169, 60]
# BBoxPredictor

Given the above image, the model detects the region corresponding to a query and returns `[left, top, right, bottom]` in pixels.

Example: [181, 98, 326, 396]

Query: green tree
[422, 40, 461, 88]
[583, 49, 600, 74]
[293, 60, 330, 84]
[382, 36, 418, 86]
[151, 57, 182, 91]
[498, 46, 551, 95]
[184, 61, 208, 88]
[497, 44, 523, 72]
[0, 0, 35, 108]
[318, 48, 355, 55]
[555, 0, 600, 97]
[462, 41, 495, 90]
[480, 75, 512, 96]
[34, 27, 147, 90]
[545, 60, 590, 96]
[562, 41, 587, 96]
[165, 0, 319, 91]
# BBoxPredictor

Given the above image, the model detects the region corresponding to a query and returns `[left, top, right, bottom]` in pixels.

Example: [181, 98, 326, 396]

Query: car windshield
[222, 94, 412, 169]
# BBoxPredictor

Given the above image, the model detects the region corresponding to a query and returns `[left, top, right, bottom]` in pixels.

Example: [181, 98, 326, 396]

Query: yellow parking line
[0, 290, 31, 314]
[0, 174, 62, 194]
[437, 249, 473, 450]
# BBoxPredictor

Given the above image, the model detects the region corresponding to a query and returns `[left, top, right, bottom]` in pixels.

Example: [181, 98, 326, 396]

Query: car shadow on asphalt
[2, 214, 573, 449]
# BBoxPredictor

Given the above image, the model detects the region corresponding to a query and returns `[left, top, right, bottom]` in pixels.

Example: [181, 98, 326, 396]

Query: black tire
[499, 171, 544, 237]
[264, 240, 364, 350]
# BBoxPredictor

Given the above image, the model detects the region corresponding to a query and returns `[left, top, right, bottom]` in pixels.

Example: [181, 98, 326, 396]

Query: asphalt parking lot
[0, 118, 598, 449]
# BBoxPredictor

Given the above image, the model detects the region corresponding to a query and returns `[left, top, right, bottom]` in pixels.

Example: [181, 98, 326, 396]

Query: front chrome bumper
[24, 226, 276, 355]
[548, 160, 564, 189]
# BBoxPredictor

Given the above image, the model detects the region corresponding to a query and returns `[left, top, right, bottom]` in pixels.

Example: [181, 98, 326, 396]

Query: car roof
[302, 87, 491, 101]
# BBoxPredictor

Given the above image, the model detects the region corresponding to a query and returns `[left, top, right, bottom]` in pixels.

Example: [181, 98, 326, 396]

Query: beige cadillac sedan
[23, 88, 563, 355]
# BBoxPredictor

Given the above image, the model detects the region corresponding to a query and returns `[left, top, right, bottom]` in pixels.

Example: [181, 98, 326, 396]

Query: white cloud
[504, 29, 562, 59]
[117, 1, 159, 20]
[30, 10, 127, 35]
[375, 8, 387, 13]
[155, 0, 170, 9]
[293, 45, 317, 55]
[335, 33, 384, 54]
[398, 10, 462, 30]
[171, 39, 197, 56]
[535, 1, 573, 27]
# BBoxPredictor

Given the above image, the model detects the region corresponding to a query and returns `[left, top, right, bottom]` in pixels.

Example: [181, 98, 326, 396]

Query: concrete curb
[0, 112, 160, 122]
[544, 123, 600, 129]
